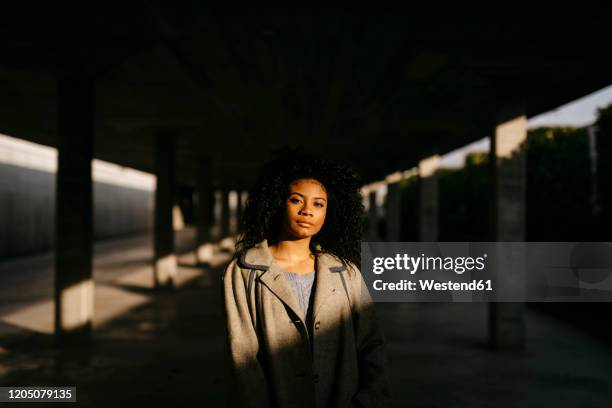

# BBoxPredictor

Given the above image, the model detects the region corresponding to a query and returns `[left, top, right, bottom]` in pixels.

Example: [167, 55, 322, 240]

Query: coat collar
[238, 239, 347, 323]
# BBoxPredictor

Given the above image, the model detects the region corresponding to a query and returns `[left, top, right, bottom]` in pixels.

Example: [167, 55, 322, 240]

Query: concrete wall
[0, 162, 55, 256]
[93, 181, 154, 241]
[0, 135, 154, 258]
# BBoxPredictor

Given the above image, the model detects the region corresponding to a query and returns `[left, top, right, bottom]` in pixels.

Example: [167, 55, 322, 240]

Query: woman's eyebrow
[289, 192, 327, 201]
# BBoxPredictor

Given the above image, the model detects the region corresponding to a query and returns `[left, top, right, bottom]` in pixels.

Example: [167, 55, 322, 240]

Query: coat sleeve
[349, 264, 393, 408]
[222, 260, 272, 408]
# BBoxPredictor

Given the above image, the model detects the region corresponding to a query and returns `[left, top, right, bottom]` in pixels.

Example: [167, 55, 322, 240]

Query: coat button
[314, 321, 321, 330]
[313, 373, 320, 383]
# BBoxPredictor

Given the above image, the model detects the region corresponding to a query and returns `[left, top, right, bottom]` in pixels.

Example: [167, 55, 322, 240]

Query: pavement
[0, 232, 611, 407]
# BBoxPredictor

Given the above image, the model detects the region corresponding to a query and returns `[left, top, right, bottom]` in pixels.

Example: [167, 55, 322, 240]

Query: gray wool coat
[222, 239, 392, 408]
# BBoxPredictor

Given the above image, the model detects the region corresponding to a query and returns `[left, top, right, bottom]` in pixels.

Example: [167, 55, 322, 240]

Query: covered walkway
[1, 5, 612, 407]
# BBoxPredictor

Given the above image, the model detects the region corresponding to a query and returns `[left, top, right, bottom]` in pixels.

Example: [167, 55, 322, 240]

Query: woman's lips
[296, 221, 314, 228]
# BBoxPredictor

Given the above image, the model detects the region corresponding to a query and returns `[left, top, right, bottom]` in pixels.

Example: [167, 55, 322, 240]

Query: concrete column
[588, 125, 601, 219]
[195, 158, 213, 264]
[154, 134, 177, 289]
[241, 191, 249, 210]
[54, 73, 94, 347]
[220, 189, 230, 239]
[235, 189, 243, 234]
[366, 190, 379, 241]
[385, 173, 403, 241]
[488, 107, 527, 350]
[418, 155, 440, 242]
[595, 116, 612, 238]
[228, 191, 238, 235]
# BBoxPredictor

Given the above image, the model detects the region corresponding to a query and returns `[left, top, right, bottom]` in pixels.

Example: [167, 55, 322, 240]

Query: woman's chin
[287, 229, 315, 239]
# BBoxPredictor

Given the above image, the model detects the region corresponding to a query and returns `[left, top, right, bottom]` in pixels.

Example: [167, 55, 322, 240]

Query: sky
[440, 83, 612, 168]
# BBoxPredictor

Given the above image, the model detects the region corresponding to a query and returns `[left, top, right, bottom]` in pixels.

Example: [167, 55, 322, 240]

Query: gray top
[282, 270, 316, 319]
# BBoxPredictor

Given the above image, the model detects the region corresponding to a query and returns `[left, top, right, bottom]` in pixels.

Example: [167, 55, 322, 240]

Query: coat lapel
[243, 240, 306, 322]
[312, 252, 347, 322]
[240, 239, 347, 324]
[259, 261, 307, 322]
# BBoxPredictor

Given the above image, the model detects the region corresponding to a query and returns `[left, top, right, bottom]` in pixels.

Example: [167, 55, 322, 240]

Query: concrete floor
[0, 234, 611, 407]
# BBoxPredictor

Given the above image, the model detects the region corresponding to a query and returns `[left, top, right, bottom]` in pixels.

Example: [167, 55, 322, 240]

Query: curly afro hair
[235, 147, 365, 269]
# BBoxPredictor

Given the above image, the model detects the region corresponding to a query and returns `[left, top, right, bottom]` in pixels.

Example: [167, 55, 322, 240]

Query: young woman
[222, 149, 391, 408]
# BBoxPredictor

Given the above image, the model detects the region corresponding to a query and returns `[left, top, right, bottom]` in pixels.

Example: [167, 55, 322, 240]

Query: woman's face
[281, 178, 328, 240]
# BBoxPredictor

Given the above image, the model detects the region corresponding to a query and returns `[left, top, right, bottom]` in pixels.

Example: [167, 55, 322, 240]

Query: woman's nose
[299, 205, 313, 216]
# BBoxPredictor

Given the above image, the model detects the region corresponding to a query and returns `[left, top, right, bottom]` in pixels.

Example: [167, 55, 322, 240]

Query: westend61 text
[372, 279, 493, 291]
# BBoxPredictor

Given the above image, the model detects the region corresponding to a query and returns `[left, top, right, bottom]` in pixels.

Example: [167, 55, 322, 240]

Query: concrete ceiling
[1, 4, 611, 187]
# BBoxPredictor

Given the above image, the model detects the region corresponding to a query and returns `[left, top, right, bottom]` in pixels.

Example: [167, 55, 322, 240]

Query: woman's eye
[290, 198, 301, 204]
[315, 202, 324, 208]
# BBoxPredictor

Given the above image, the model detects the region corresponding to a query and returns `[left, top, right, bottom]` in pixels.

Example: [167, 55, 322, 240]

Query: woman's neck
[269, 237, 312, 263]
